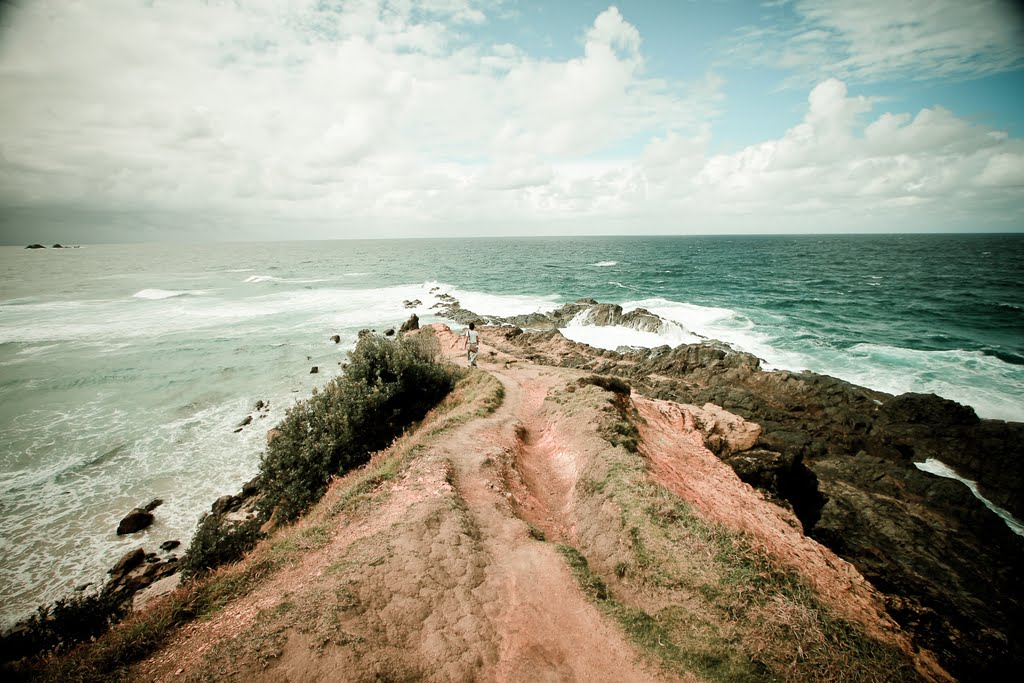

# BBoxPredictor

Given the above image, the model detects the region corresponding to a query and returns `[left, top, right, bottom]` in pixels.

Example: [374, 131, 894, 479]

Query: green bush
[258, 332, 456, 523]
[0, 590, 126, 662]
[180, 513, 266, 580]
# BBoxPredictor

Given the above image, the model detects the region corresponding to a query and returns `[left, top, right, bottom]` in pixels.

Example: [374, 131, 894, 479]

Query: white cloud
[0, 1, 716, 237]
[0, 2, 1021, 240]
[641, 78, 1024, 229]
[731, 0, 1024, 84]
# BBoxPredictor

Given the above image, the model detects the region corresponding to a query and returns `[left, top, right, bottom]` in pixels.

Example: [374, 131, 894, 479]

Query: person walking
[464, 322, 480, 367]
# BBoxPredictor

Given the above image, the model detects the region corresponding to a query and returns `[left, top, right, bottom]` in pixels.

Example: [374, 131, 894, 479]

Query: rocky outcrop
[25, 244, 45, 249]
[485, 320, 1024, 681]
[399, 314, 419, 334]
[116, 499, 163, 535]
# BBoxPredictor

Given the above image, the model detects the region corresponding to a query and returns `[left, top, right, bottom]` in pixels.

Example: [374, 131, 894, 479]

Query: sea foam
[915, 458, 1024, 536]
[132, 289, 196, 300]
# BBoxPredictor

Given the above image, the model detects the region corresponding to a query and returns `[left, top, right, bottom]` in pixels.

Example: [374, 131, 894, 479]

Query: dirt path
[127, 324, 943, 682]
[135, 327, 672, 682]
[421, 327, 668, 681]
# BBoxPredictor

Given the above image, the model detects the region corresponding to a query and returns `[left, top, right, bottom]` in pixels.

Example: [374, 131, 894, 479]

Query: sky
[0, 0, 1023, 243]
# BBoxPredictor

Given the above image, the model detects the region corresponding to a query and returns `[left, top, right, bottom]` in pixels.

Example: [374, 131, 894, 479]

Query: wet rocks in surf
[399, 314, 420, 334]
[116, 499, 162, 535]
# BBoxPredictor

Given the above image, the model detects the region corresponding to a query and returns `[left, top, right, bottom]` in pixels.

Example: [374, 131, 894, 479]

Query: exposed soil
[124, 324, 946, 682]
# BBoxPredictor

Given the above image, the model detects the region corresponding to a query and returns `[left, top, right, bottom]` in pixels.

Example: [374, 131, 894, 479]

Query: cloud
[0, 1, 716, 238]
[0, 2, 1021, 241]
[637, 78, 1024, 229]
[730, 0, 1024, 84]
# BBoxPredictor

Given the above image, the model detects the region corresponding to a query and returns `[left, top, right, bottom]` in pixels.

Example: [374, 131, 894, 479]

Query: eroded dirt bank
[90, 324, 950, 683]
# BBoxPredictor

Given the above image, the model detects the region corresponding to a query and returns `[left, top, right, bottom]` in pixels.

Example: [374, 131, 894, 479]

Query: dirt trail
[135, 326, 671, 682]
[126, 324, 944, 682]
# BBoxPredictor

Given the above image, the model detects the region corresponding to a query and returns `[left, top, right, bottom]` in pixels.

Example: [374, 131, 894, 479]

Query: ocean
[1, 234, 1022, 624]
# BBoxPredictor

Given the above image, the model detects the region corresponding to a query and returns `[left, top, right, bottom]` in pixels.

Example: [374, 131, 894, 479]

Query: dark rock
[234, 427, 243, 433]
[25, 244, 45, 249]
[52, 244, 64, 248]
[211, 495, 237, 515]
[116, 508, 154, 535]
[330, 334, 341, 343]
[358, 329, 371, 338]
[399, 314, 420, 334]
[241, 477, 260, 497]
[160, 540, 181, 551]
[403, 299, 422, 308]
[108, 548, 145, 578]
[144, 498, 163, 512]
[309, 365, 319, 374]
[239, 415, 253, 427]
[255, 399, 265, 410]
[384, 328, 395, 337]
[722, 449, 795, 492]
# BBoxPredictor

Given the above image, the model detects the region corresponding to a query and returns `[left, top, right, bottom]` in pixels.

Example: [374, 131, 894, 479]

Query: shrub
[0, 590, 126, 663]
[258, 331, 456, 523]
[180, 513, 266, 580]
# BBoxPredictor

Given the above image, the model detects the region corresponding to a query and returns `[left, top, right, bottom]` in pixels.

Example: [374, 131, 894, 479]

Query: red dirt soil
[129, 324, 947, 682]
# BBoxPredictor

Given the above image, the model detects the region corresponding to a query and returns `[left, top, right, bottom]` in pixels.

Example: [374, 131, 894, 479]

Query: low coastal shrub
[258, 330, 457, 523]
[180, 512, 266, 580]
[0, 591, 126, 663]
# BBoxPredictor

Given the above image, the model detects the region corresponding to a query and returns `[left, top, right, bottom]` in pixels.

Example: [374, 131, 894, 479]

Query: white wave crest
[915, 458, 1024, 536]
[591, 260, 618, 267]
[132, 289, 192, 300]
[244, 275, 334, 284]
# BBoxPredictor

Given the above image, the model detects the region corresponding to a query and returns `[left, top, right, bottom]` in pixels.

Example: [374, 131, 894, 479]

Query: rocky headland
[7, 294, 1021, 682]
[438, 297, 1024, 681]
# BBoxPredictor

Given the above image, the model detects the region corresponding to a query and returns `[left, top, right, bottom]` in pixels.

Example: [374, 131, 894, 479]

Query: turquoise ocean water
[1, 234, 1022, 623]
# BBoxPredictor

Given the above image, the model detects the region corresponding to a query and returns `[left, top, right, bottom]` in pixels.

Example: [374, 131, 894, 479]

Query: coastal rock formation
[399, 313, 419, 334]
[25, 244, 45, 249]
[483, 321, 1023, 681]
[116, 499, 162, 535]
[10, 308, 1018, 681]
[330, 334, 341, 343]
[424, 296, 1021, 680]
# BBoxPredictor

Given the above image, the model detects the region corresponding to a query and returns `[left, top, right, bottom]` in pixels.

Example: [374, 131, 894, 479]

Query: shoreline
[3, 295, 1023, 679]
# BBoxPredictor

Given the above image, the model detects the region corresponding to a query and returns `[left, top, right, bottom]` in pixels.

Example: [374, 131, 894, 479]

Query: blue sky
[0, 0, 1022, 242]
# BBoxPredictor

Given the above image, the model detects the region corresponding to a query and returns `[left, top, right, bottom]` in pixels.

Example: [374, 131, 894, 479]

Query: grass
[561, 400, 920, 683]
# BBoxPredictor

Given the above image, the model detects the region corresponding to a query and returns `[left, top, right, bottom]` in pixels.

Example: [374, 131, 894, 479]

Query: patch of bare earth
[133, 325, 668, 682]
[126, 324, 947, 682]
